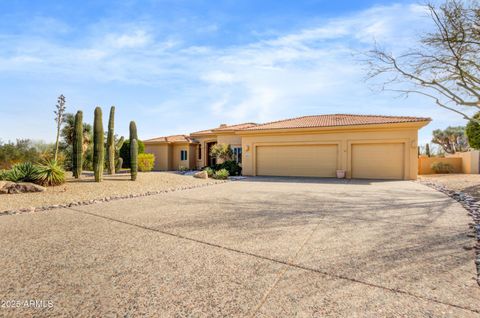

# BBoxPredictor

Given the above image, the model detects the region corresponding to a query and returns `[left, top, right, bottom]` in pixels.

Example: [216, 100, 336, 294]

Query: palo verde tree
[365, 1, 480, 122]
[106, 106, 115, 174]
[93, 107, 104, 182]
[53, 94, 66, 161]
[72, 111, 83, 178]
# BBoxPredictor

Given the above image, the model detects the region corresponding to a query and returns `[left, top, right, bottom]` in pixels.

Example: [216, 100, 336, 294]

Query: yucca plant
[0, 169, 8, 181]
[35, 160, 66, 186]
[6, 162, 40, 183]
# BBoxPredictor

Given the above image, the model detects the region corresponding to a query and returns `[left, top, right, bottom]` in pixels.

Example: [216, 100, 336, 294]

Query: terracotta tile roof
[191, 122, 258, 135]
[143, 134, 197, 144]
[243, 114, 431, 131]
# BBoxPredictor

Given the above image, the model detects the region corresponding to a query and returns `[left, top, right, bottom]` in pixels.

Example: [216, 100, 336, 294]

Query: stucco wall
[418, 156, 462, 174]
[240, 128, 419, 180]
[172, 144, 190, 170]
[446, 151, 480, 174]
[144, 144, 171, 171]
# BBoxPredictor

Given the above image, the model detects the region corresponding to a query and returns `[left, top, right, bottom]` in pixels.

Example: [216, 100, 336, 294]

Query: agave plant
[0, 169, 8, 181]
[35, 160, 66, 186]
[5, 162, 40, 183]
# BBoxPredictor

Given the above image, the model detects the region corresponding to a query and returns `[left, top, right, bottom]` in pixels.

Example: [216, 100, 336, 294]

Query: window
[232, 147, 242, 164]
[198, 145, 202, 160]
[180, 150, 187, 161]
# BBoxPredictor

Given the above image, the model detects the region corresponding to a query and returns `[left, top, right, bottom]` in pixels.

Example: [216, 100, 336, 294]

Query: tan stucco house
[144, 114, 430, 180]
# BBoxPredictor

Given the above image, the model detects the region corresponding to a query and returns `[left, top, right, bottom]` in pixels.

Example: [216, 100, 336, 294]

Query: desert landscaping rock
[0, 181, 46, 194]
[194, 171, 209, 179]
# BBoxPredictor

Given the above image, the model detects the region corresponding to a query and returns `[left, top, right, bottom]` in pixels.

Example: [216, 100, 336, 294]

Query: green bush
[120, 139, 144, 168]
[178, 166, 188, 172]
[138, 153, 155, 172]
[213, 168, 229, 180]
[35, 160, 66, 186]
[5, 162, 40, 183]
[212, 160, 242, 176]
[431, 162, 454, 174]
[466, 112, 480, 149]
[0, 169, 7, 180]
[203, 167, 214, 177]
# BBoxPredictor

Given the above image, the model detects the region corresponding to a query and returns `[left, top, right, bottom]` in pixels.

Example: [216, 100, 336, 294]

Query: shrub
[213, 168, 229, 180]
[178, 166, 189, 172]
[466, 112, 480, 149]
[210, 143, 233, 161]
[120, 139, 145, 167]
[431, 162, 454, 174]
[5, 162, 40, 183]
[138, 153, 155, 172]
[212, 160, 242, 176]
[35, 160, 66, 186]
[203, 167, 214, 177]
[0, 169, 7, 180]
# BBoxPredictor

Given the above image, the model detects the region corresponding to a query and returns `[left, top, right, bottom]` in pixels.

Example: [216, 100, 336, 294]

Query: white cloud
[0, 2, 451, 142]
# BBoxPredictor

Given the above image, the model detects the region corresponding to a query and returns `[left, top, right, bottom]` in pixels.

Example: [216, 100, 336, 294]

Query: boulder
[0, 182, 46, 194]
[193, 170, 208, 179]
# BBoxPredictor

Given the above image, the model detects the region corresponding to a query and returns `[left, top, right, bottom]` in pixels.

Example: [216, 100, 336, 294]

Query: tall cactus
[130, 139, 138, 181]
[115, 136, 125, 171]
[106, 106, 115, 174]
[129, 121, 138, 141]
[72, 111, 83, 179]
[93, 107, 104, 182]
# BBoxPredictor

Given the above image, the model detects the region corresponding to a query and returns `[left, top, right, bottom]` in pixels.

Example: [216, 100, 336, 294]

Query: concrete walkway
[0, 178, 479, 317]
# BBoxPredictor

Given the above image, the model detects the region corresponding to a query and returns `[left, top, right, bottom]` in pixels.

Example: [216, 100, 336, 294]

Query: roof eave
[236, 120, 431, 135]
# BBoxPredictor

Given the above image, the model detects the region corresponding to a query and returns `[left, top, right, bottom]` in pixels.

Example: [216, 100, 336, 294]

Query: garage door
[256, 144, 338, 177]
[351, 143, 404, 180]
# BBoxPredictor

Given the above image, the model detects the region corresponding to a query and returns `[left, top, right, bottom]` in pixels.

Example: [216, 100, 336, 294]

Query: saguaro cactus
[129, 121, 138, 140]
[106, 106, 115, 174]
[130, 139, 138, 181]
[93, 107, 104, 182]
[72, 111, 83, 178]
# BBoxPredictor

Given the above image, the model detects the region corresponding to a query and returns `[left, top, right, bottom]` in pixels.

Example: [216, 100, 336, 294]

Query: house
[144, 114, 430, 180]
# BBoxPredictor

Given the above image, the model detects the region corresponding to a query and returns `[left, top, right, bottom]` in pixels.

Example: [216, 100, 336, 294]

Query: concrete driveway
[1, 178, 479, 317]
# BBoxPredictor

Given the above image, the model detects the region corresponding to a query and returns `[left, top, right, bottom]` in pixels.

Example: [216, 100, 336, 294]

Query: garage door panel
[256, 144, 338, 177]
[351, 143, 404, 180]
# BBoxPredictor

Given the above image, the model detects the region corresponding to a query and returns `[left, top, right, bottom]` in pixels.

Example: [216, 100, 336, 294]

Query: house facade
[144, 114, 430, 180]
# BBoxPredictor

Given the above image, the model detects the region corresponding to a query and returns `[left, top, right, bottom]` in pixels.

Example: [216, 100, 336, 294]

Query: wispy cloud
[0, 2, 459, 143]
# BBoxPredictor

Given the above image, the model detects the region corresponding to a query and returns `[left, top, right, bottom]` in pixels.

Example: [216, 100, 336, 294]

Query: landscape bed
[0, 171, 223, 214]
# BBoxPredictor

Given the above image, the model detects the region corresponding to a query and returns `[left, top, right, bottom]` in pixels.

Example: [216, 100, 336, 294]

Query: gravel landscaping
[0, 171, 224, 215]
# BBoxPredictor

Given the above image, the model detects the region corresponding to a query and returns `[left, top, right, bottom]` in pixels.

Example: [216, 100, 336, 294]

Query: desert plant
[210, 143, 233, 161]
[35, 160, 65, 186]
[431, 162, 454, 174]
[130, 121, 138, 141]
[178, 166, 189, 172]
[130, 139, 138, 181]
[212, 168, 229, 180]
[466, 112, 480, 149]
[212, 160, 242, 176]
[425, 144, 431, 157]
[54, 94, 66, 161]
[0, 169, 7, 180]
[203, 167, 214, 177]
[72, 111, 83, 178]
[0, 139, 44, 169]
[119, 139, 144, 167]
[138, 153, 155, 172]
[115, 157, 123, 172]
[93, 107, 104, 182]
[5, 162, 40, 183]
[106, 106, 115, 174]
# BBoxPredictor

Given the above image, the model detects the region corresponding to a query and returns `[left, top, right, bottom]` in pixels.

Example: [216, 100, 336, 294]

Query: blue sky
[0, 0, 467, 145]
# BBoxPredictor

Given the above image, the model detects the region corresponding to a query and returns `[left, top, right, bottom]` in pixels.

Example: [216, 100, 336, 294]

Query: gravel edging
[417, 179, 480, 286]
[0, 180, 228, 217]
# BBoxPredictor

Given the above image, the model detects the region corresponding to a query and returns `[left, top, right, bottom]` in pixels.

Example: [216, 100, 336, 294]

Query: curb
[0, 180, 228, 217]
[417, 180, 480, 286]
